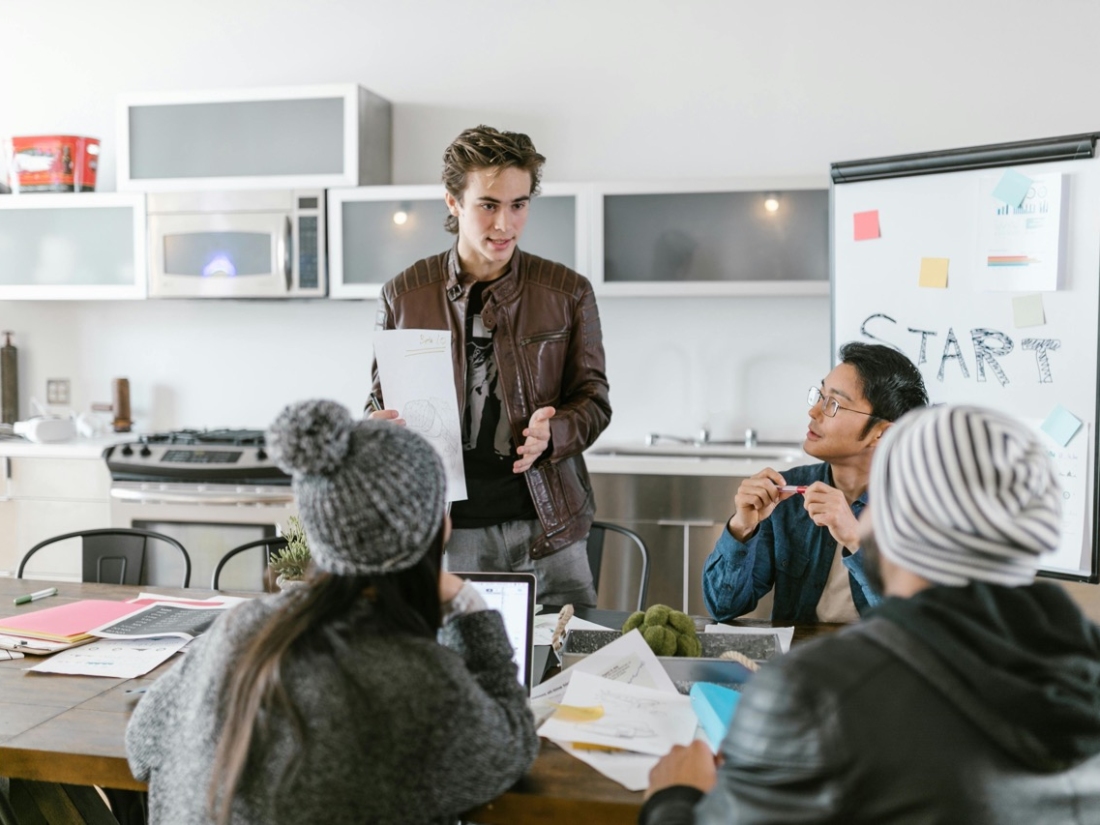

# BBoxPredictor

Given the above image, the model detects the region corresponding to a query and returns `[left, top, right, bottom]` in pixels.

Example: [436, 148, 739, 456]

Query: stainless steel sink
[589, 442, 806, 462]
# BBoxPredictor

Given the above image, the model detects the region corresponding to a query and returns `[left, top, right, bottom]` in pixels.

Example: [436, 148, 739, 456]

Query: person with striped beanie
[643, 404, 1100, 825]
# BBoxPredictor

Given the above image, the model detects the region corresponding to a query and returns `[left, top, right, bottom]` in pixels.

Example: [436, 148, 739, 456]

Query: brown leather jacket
[370, 247, 611, 558]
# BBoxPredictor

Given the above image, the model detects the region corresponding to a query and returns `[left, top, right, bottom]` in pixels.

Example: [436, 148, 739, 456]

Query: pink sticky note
[854, 210, 880, 241]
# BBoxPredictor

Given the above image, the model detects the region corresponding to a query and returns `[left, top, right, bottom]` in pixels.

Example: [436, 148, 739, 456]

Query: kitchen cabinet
[328, 183, 592, 299]
[591, 178, 830, 297]
[117, 84, 392, 191]
[0, 456, 113, 580]
[0, 193, 146, 299]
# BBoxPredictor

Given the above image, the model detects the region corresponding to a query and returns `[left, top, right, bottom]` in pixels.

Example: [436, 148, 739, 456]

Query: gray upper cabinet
[592, 178, 830, 296]
[328, 183, 590, 299]
[0, 193, 146, 299]
[117, 84, 391, 192]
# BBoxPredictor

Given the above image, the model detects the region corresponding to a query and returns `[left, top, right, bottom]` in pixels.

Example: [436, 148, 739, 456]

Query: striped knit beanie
[267, 399, 446, 576]
[869, 405, 1061, 587]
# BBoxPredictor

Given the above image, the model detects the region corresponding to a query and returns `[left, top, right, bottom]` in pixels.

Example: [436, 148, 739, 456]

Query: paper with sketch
[704, 624, 794, 654]
[977, 172, 1065, 292]
[372, 329, 467, 502]
[530, 628, 677, 712]
[537, 670, 697, 756]
[29, 636, 189, 679]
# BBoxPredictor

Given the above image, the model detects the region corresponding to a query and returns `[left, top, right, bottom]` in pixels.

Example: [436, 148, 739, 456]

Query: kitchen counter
[584, 440, 807, 477]
[0, 434, 135, 460]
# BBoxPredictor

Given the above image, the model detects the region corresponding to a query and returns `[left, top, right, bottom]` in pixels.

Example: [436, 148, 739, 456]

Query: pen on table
[778, 485, 808, 494]
[14, 587, 58, 606]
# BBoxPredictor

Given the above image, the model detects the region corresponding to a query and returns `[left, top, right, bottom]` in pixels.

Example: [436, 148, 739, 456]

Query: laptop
[457, 572, 537, 691]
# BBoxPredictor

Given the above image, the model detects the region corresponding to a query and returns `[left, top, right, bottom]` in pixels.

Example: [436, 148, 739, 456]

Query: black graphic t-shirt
[449, 282, 537, 528]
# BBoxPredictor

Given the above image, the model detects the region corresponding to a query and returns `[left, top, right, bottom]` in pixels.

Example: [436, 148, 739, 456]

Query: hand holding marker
[778, 485, 808, 494]
[14, 587, 58, 606]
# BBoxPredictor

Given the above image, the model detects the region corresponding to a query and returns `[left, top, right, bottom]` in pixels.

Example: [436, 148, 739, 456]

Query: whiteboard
[832, 136, 1100, 581]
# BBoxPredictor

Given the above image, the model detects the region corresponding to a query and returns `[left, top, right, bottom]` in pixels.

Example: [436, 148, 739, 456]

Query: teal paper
[1041, 405, 1082, 447]
[992, 169, 1033, 208]
[690, 682, 741, 750]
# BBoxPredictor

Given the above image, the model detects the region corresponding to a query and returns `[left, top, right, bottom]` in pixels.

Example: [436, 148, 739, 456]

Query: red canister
[5, 135, 100, 192]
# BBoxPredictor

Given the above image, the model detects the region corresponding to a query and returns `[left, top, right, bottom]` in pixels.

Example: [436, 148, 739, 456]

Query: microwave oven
[147, 189, 325, 298]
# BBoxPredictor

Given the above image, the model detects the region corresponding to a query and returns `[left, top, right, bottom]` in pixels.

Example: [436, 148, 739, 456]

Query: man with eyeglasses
[702, 342, 928, 623]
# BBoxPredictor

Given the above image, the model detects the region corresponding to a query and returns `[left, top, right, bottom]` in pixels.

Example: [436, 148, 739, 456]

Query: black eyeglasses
[807, 386, 878, 419]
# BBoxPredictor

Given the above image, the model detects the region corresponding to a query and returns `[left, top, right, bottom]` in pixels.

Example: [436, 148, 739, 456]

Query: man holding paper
[369, 125, 611, 606]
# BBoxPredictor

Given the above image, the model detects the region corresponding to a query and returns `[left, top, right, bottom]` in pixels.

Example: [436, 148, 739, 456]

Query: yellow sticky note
[551, 703, 605, 722]
[919, 257, 949, 288]
[1012, 294, 1045, 328]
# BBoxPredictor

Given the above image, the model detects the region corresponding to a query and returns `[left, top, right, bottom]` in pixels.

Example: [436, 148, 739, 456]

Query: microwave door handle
[283, 217, 293, 292]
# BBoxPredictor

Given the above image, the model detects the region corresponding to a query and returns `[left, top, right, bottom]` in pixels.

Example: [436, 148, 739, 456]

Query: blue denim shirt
[702, 463, 881, 623]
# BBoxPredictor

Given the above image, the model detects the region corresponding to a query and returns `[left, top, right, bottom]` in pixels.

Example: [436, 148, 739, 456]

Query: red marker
[778, 485, 808, 494]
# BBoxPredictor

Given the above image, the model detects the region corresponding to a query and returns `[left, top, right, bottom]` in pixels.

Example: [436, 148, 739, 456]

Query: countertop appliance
[106, 429, 296, 590]
[147, 189, 325, 298]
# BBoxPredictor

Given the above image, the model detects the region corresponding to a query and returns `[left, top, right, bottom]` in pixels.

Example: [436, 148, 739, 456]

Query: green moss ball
[644, 604, 671, 627]
[642, 624, 678, 656]
[667, 610, 695, 635]
[622, 611, 645, 633]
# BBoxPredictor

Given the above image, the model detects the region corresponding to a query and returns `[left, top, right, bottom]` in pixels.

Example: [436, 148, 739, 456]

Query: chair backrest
[211, 536, 288, 591]
[17, 528, 192, 588]
[585, 521, 651, 612]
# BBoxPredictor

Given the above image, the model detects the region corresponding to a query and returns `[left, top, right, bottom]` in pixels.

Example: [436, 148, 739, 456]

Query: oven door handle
[110, 488, 295, 506]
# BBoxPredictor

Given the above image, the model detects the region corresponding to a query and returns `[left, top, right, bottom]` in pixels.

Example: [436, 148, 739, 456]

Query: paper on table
[704, 624, 794, 654]
[531, 628, 677, 710]
[533, 613, 613, 647]
[90, 602, 229, 640]
[372, 328, 467, 502]
[537, 671, 697, 756]
[552, 740, 659, 792]
[29, 637, 188, 679]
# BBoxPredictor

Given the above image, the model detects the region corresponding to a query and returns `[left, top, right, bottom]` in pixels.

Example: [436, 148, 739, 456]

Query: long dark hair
[207, 528, 445, 824]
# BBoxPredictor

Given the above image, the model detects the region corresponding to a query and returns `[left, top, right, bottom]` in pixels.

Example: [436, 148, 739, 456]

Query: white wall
[2, 0, 1099, 440]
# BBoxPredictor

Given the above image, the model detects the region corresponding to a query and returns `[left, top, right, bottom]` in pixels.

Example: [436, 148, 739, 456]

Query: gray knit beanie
[869, 404, 1061, 587]
[267, 399, 447, 576]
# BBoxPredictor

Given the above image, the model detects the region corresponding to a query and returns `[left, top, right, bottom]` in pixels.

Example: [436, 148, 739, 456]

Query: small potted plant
[270, 516, 311, 591]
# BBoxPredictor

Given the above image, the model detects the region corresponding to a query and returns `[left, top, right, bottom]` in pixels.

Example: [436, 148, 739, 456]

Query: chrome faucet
[744, 428, 758, 448]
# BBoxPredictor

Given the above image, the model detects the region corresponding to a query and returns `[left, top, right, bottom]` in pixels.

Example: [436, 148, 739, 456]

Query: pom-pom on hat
[869, 404, 1061, 587]
[267, 399, 446, 576]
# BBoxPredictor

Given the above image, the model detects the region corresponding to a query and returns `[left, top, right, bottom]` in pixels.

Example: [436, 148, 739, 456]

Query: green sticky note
[992, 169, 1033, 208]
[1012, 294, 1045, 328]
[1041, 405, 1082, 447]
[919, 257, 949, 288]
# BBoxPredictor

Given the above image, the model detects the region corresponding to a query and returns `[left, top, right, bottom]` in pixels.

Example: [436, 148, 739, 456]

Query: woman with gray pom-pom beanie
[126, 399, 538, 825]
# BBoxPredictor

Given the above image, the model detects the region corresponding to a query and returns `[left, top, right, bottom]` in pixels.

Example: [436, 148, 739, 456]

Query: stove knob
[140, 445, 152, 457]
[121, 445, 133, 456]
[256, 447, 268, 461]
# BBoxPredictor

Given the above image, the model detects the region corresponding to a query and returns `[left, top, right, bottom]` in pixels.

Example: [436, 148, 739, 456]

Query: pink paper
[0, 600, 142, 641]
[854, 210, 880, 241]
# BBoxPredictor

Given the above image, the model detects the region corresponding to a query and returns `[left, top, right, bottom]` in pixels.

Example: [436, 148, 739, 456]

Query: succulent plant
[270, 516, 311, 580]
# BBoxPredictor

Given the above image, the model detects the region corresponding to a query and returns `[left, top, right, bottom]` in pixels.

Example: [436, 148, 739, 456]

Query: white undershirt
[815, 546, 860, 623]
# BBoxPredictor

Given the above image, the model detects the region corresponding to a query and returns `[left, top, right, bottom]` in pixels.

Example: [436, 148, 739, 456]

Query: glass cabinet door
[0, 193, 146, 299]
[328, 183, 590, 299]
[593, 181, 829, 297]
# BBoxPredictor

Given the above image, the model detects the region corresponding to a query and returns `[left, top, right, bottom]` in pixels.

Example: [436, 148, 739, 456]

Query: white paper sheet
[29, 637, 188, 678]
[537, 670, 697, 756]
[532, 613, 613, 647]
[703, 624, 794, 654]
[551, 740, 658, 792]
[372, 328, 467, 502]
[976, 172, 1066, 292]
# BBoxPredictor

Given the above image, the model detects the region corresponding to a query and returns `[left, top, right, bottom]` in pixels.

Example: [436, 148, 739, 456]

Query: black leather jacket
[371, 247, 611, 558]
[641, 584, 1100, 825]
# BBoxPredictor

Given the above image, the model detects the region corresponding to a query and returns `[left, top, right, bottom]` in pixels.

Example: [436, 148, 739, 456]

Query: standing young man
[369, 125, 611, 606]
[703, 342, 928, 623]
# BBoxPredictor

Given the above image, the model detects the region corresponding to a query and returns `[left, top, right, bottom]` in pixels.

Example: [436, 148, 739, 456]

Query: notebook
[458, 572, 537, 690]
[0, 600, 141, 643]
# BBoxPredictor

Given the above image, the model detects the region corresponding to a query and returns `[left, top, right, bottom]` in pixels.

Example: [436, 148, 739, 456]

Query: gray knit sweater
[126, 593, 539, 824]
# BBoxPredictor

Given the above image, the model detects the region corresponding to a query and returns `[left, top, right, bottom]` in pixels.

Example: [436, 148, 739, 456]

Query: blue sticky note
[1041, 405, 1083, 447]
[690, 682, 741, 750]
[992, 169, 1033, 208]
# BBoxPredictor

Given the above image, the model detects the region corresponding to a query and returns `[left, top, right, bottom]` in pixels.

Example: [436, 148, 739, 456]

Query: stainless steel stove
[106, 429, 295, 591]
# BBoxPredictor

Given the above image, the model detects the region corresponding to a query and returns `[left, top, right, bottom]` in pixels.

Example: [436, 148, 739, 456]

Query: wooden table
[0, 579, 841, 824]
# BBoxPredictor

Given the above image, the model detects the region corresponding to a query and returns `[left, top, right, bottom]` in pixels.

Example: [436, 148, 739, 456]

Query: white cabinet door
[328, 182, 592, 299]
[591, 177, 830, 297]
[0, 193, 146, 299]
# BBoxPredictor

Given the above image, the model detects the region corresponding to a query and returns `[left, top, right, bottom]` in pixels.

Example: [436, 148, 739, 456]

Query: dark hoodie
[870, 581, 1100, 771]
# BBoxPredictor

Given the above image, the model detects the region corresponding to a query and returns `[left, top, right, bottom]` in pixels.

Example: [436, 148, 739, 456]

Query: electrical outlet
[46, 379, 70, 405]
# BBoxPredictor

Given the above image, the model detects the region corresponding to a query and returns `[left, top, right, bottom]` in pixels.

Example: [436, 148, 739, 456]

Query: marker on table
[778, 485, 808, 494]
[14, 587, 58, 606]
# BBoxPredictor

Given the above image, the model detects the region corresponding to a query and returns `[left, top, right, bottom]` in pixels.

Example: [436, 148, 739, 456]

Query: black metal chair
[586, 521, 651, 612]
[17, 528, 191, 588]
[211, 536, 288, 591]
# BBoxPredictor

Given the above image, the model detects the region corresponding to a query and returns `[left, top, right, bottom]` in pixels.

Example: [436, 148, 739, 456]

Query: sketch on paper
[373, 329, 468, 502]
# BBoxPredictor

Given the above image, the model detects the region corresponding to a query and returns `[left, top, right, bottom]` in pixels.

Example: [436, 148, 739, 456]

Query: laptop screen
[458, 572, 536, 689]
